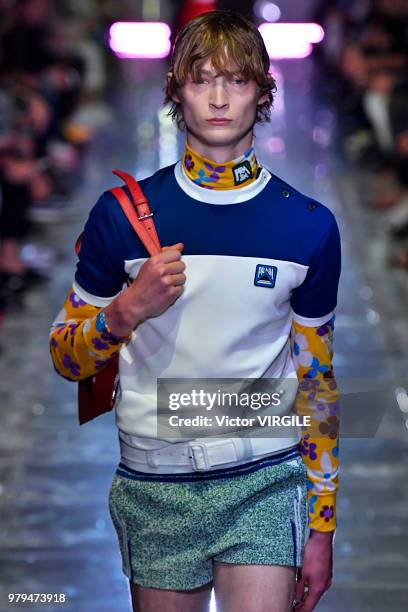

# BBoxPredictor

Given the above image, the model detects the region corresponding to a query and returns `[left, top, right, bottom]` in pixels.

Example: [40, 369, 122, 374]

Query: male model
[50, 10, 340, 612]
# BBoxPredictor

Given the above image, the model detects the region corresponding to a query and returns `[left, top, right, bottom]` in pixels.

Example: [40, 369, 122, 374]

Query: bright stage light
[108, 21, 324, 61]
[258, 23, 325, 59]
[109, 22, 171, 59]
[254, 1, 281, 22]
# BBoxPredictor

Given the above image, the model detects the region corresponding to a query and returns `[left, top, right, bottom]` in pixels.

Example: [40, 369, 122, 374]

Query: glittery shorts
[108, 445, 309, 591]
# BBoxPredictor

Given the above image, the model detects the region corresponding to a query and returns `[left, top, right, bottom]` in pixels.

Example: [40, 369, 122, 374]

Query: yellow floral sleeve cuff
[50, 288, 131, 380]
[308, 491, 337, 532]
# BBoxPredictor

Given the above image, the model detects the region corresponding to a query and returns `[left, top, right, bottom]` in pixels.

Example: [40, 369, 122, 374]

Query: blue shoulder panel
[74, 163, 341, 317]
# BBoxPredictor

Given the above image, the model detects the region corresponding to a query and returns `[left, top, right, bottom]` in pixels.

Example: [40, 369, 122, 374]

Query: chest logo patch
[254, 264, 277, 288]
[232, 160, 252, 185]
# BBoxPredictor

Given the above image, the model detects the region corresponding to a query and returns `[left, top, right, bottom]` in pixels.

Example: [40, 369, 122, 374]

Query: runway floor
[0, 57, 407, 612]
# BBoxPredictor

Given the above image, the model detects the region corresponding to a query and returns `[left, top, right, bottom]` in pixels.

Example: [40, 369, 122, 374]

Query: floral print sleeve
[49, 287, 132, 381]
[290, 316, 339, 533]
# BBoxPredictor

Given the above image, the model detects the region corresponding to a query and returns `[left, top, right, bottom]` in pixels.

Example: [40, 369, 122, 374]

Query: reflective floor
[0, 57, 407, 612]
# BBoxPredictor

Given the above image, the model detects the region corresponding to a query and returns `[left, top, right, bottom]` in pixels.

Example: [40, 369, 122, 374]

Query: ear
[257, 91, 269, 106]
[167, 71, 181, 103]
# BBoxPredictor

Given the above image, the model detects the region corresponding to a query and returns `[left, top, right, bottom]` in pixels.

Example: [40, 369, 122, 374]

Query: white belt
[119, 432, 301, 473]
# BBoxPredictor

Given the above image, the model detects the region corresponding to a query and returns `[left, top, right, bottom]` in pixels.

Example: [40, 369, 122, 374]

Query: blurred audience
[0, 0, 112, 322]
[316, 0, 408, 270]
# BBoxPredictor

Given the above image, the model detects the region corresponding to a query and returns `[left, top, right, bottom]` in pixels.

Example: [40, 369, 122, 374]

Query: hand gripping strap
[110, 169, 161, 256]
[76, 170, 161, 426]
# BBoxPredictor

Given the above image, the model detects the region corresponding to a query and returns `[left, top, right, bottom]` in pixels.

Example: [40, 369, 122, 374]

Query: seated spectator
[316, 0, 408, 271]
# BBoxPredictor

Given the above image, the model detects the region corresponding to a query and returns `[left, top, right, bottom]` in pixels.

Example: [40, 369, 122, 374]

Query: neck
[186, 131, 254, 164]
[182, 138, 260, 191]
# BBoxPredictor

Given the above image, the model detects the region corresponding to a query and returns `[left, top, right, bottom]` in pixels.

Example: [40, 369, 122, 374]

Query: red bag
[76, 170, 161, 425]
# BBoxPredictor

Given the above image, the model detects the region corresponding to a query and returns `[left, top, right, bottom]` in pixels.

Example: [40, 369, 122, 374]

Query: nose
[209, 81, 229, 111]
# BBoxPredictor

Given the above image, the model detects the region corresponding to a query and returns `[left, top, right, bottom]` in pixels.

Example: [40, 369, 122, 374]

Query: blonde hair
[164, 10, 276, 129]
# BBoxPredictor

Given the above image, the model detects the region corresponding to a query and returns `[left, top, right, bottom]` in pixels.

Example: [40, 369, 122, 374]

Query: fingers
[157, 260, 186, 276]
[294, 569, 306, 604]
[165, 284, 185, 302]
[294, 582, 330, 611]
[155, 247, 184, 265]
[293, 587, 319, 611]
[160, 242, 184, 254]
[163, 273, 186, 287]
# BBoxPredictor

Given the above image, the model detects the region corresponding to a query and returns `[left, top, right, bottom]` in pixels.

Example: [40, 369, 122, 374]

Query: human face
[169, 59, 268, 162]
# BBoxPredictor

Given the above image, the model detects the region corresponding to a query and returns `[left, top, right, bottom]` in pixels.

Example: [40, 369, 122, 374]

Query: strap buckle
[188, 443, 210, 471]
[137, 211, 154, 221]
[188, 439, 245, 471]
[145, 449, 160, 468]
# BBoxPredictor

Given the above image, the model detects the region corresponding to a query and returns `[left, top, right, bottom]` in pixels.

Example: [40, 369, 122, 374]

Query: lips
[206, 118, 232, 125]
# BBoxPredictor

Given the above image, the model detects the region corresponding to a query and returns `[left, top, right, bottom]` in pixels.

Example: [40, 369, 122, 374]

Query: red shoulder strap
[75, 170, 161, 257]
[111, 169, 161, 256]
[75, 232, 83, 256]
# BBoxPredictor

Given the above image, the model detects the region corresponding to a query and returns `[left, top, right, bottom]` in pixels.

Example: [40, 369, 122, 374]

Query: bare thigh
[213, 562, 296, 612]
[129, 580, 212, 612]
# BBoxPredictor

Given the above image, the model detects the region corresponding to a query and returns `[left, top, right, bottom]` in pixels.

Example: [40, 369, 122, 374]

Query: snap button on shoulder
[282, 190, 290, 198]
[308, 202, 317, 211]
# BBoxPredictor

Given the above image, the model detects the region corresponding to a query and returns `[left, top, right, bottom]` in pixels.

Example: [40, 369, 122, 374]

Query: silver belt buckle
[145, 449, 160, 468]
[188, 443, 210, 471]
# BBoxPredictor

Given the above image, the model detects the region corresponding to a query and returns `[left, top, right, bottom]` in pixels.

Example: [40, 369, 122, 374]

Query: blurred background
[0, 1, 407, 610]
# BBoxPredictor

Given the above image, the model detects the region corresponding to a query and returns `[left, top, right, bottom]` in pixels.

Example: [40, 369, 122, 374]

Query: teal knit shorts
[108, 445, 309, 591]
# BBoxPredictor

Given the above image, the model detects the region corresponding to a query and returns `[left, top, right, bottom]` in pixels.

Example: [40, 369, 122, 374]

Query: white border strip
[291, 309, 334, 327]
[293, 485, 303, 565]
[72, 279, 120, 308]
[174, 161, 272, 204]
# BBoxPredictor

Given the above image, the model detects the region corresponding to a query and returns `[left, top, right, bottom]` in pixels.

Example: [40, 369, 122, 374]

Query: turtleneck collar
[182, 141, 261, 190]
